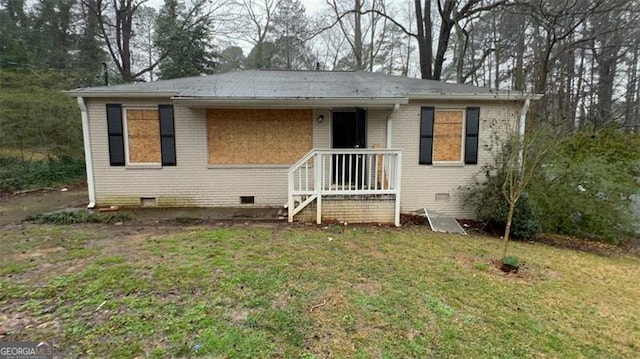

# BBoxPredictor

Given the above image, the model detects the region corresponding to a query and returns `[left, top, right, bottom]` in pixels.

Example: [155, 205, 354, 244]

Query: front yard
[1, 222, 639, 358]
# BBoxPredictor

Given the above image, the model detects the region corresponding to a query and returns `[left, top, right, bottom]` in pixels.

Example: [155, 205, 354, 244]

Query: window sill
[126, 164, 162, 169]
[432, 161, 465, 167]
[207, 164, 292, 169]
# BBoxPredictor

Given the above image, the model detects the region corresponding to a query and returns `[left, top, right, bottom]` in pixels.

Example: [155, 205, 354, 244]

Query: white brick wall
[89, 99, 312, 207]
[393, 100, 518, 217]
[86, 98, 517, 218]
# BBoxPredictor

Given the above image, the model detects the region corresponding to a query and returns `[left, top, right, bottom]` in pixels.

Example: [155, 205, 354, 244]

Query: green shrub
[463, 126, 640, 244]
[462, 166, 541, 240]
[529, 128, 640, 244]
[500, 255, 520, 272]
[491, 194, 541, 240]
[501, 255, 519, 267]
[25, 211, 132, 225]
[0, 156, 85, 192]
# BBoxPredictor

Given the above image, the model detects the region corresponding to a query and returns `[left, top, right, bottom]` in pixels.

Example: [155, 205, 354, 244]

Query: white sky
[299, 0, 325, 14]
[147, 0, 325, 14]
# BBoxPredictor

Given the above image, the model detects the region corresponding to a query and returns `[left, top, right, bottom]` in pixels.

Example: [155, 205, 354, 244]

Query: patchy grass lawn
[1, 223, 639, 358]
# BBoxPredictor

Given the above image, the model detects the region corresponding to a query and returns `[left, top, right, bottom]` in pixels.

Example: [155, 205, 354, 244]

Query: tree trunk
[454, 19, 465, 83]
[354, 0, 363, 70]
[572, 47, 586, 131]
[635, 59, 640, 133]
[414, 0, 432, 79]
[501, 198, 517, 258]
[433, 0, 454, 80]
[624, 44, 638, 132]
[513, 12, 525, 91]
[594, 13, 623, 127]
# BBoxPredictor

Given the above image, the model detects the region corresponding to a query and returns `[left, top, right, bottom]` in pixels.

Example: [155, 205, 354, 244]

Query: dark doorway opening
[332, 108, 367, 187]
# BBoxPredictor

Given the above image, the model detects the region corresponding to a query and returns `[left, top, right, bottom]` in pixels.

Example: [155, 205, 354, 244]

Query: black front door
[332, 108, 366, 186]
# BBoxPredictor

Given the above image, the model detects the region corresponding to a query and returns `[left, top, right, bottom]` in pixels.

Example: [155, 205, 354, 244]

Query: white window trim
[123, 107, 163, 167]
[431, 108, 466, 165]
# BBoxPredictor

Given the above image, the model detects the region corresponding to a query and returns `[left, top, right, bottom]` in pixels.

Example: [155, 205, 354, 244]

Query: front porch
[287, 148, 402, 226]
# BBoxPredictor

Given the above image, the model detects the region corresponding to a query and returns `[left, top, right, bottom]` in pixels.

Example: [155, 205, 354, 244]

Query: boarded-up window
[126, 109, 161, 164]
[433, 110, 463, 162]
[207, 109, 312, 165]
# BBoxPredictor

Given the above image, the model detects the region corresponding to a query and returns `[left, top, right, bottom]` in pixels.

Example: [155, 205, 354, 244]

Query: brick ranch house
[67, 70, 539, 226]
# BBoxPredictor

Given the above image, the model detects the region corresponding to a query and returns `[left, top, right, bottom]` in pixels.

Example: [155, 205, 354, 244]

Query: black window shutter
[106, 104, 125, 166]
[158, 104, 176, 166]
[419, 107, 434, 165]
[465, 107, 480, 164]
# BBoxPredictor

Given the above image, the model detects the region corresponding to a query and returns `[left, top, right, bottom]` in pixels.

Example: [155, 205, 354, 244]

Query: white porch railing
[287, 148, 402, 226]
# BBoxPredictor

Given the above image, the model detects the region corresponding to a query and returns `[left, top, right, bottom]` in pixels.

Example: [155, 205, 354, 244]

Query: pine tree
[0, 0, 31, 68]
[154, 0, 216, 79]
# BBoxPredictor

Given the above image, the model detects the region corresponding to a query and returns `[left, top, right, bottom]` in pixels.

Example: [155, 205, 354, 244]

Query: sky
[299, 0, 325, 14]
[147, 0, 326, 14]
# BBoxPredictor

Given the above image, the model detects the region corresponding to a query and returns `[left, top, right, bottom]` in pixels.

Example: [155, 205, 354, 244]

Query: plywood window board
[207, 109, 313, 165]
[433, 110, 463, 162]
[127, 109, 161, 164]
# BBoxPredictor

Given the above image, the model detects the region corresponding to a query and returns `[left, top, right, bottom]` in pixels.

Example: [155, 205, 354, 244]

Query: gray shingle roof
[68, 70, 499, 99]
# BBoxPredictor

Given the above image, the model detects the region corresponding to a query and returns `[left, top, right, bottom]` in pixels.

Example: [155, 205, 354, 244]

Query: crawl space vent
[240, 196, 255, 204]
[140, 197, 157, 207]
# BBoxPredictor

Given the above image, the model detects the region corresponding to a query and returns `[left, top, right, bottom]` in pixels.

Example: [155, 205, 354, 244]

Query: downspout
[386, 103, 400, 147]
[387, 103, 401, 226]
[518, 96, 531, 167]
[77, 97, 96, 209]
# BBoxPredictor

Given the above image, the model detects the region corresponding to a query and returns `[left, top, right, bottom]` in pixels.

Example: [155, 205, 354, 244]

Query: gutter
[65, 91, 179, 98]
[407, 93, 543, 101]
[77, 97, 96, 209]
[518, 96, 532, 168]
[386, 103, 400, 147]
[171, 97, 409, 108]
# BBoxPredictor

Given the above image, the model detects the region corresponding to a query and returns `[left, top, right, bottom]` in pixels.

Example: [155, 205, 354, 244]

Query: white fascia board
[407, 93, 543, 101]
[171, 97, 409, 108]
[65, 91, 179, 98]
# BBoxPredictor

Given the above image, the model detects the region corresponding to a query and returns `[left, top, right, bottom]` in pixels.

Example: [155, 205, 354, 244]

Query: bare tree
[84, 0, 231, 82]
[240, 0, 281, 69]
[500, 106, 559, 258]
[324, 0, 391, 71]
[334, 0, 512, 80]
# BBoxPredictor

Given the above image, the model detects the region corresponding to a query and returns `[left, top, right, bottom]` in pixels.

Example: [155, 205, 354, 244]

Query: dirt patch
[94, 226, 167, 254]
[271, 291, 293, 310]
[457, 219, 640, 257]
[488, 259, 536, 281]
[534, 234, 640, 257]
[452, 253, 540, 282]
[0, 311, 59, 339]
[400, 213, 427, 226]
[308, 289, 347, 315]
[0, 187, 88, 226]
[17, 246, 65, 260]
[227, 308, 250, 325]
[352, 279, 381, 295]
[452, 254, 480, 267]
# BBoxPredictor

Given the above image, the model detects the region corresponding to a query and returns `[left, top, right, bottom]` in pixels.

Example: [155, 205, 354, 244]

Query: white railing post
[288, 148, 402, 225]
[287, 169, 295, 222]
[394, 151, 402, 227]
[315, 152, 322, 224]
